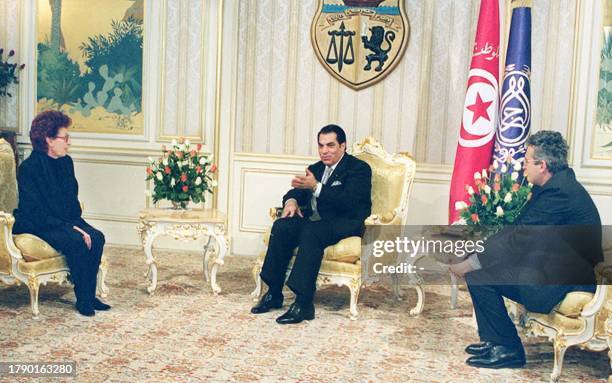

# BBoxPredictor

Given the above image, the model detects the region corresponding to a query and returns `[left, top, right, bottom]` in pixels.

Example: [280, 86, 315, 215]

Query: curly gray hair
[526, 130, 569, 174]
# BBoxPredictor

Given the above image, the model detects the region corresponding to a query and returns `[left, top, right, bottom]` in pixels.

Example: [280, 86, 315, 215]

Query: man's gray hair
[526, 130, 569, 174]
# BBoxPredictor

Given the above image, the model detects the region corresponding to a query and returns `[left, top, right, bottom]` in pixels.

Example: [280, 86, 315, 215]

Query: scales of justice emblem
[311, 0, 410, 90]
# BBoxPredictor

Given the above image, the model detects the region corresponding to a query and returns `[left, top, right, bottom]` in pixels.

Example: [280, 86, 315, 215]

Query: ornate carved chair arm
[581, 263, 612, 317]
[364, 208, 402, 226]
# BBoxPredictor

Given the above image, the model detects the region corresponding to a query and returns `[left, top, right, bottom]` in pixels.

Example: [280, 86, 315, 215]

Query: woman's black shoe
[92, 298, 111, 311]
[76, 302, 95, 317]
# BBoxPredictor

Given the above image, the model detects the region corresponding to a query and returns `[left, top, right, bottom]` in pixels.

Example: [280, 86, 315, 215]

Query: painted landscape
[37, 0, 144, 134]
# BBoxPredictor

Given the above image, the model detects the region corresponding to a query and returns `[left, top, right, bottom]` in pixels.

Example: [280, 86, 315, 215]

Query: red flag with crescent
[448, 0, 500, 224]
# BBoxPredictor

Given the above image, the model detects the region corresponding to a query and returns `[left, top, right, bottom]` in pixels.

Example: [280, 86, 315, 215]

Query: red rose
[196, 143, 202, 151]
[182, 185, 189, 192]
[164, 166, 171, 174]
[210, 164, 217, 173]
[180, 173, 187, 182]
[493, 182, 501, 192]
[146, 167, 152, 175]
[494, 173, 501, 182]
[190, 150, 196, 158]
[475, 179, 482, 187]
[481, 195, 488, 204]
[470, 213, 479, 223]
[512, 183, 520, 192]
[196, 165, 202, 173]
[176, 151, 184, 159]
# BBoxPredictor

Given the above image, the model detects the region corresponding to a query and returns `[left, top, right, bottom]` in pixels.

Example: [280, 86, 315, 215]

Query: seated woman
[13, 110, 110, 317]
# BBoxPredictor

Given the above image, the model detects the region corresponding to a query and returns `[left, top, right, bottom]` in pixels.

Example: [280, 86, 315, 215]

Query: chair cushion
[17, 256, 68, 275]
[553, 291, 594, 318]
[13, 234, 61, 262]
[261, 231, 361, 264]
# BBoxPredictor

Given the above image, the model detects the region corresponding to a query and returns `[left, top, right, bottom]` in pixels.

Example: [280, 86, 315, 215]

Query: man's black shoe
[75, 302, 95, 317]
[92, 297, 111, 311]
[465, 341, 494, 355]
[466, 344, 526, 369]
[251, 292, 283, 314]
[276, 302, 315, 324]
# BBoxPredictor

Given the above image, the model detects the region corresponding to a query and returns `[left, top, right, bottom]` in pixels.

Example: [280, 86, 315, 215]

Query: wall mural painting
[594, 1, 612, 158]
[36, 0, 144, 134]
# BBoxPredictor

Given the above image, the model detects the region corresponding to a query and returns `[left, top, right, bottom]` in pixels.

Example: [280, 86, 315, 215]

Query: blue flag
[493, 5, 531, 167]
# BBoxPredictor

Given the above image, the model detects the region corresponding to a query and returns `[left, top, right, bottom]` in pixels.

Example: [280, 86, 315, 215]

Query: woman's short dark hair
[317, 124, 346, 145]
[526, 130, 569, 174]
[30, 110, 72, 152]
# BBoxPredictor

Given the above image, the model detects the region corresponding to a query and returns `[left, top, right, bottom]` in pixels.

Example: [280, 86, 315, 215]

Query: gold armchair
[251, 137, 417, 319]
[516, 255, 612, 383]
[0, 139, 108, 318]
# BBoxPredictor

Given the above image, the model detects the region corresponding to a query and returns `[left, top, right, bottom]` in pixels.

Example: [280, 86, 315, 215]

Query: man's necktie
[321, 166, 333, 185]
[310, 166, 332, 221]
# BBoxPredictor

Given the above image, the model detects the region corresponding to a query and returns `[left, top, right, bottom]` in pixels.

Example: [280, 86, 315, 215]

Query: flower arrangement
[455, 157, 532, 231]
[0, 48, 25, 97]
[146, 138, 217, 209]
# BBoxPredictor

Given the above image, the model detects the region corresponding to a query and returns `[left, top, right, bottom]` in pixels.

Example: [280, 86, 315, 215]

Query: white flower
[195, 177, 202, 186]
[454, 201, 468, 211]
[148, 156, 154, 163]
[199, 157, 206, 165]
[495, 206, 504, 217]
[171, 139, 177, 147]
[528, 182, 533, 188]
[467, 186, 475, 195]
[474, 171, 482, 180]
[178, 144, 185, 151]
[211, 180, 218, 187]
[493, 160, 499, 170]
[482, 169, 488, 179]
[156, 172, 163, 181]
[501, 164, 507, 173]
[483, 185, 491, 195]
[185, 139, 190, 147]
[511, 172, 519, 181]
[504, 192, 512, 203]
[513, 161, 522, 171]
[162, 158, 169, 166]
[171, 178, 176, 186]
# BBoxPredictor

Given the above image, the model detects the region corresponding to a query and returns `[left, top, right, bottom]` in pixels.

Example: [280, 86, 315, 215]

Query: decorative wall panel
[234, 0, 579, 165]
[0, 0, 21, 130]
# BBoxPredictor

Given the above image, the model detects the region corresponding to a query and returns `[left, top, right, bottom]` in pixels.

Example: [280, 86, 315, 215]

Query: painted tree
[49, 0, 65, 52]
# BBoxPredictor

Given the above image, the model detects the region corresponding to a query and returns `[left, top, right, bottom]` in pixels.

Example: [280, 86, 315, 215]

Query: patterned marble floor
[0, 246, 609, 382]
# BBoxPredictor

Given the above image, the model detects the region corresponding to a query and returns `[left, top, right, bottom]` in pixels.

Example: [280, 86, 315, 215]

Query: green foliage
[37, 42, 83, 107]
[597, 30, 612, 127]
[0, 48, 25, 97]
[79, 17, 143, 113]
[70, 64, 135, 117]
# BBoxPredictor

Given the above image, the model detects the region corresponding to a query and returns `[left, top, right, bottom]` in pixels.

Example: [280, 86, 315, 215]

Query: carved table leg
[141, 229, 161, 294]
[209, 232, 228, 295]
[202, 236, 213, 282]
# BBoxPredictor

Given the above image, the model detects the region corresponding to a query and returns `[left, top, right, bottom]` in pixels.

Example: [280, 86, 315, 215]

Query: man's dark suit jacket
[282, 153, 372, 237]
[474, 168, 603, 312]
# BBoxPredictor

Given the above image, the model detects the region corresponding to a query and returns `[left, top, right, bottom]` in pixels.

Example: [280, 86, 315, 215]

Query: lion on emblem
[362, 26, 396, 72]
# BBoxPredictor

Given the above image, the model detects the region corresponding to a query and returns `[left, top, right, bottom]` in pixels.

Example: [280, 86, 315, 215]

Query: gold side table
[137, 208, 229, 294]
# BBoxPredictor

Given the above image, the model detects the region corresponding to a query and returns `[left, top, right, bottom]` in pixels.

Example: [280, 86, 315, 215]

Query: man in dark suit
[452, 131, 603, 368]
[251, 124, 372, 324]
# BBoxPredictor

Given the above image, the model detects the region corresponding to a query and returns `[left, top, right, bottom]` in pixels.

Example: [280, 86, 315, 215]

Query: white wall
[1, 0, 611, 256]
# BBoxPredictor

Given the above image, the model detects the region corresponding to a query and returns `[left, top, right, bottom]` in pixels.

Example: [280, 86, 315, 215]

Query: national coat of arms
[311, 0, 410, 90]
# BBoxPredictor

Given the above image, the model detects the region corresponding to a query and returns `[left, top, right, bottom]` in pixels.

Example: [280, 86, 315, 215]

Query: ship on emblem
[311, 0, 410, 90]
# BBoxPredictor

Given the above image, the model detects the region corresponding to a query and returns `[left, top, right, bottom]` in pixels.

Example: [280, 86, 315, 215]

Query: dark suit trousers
[35, 222, 105, 305]
[260, 216, 360, 304]
[465, 265, 591, 349]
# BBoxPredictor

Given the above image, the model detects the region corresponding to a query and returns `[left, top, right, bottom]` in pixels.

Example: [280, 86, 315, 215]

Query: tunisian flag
[448, 0, 500, 224]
